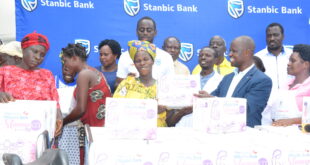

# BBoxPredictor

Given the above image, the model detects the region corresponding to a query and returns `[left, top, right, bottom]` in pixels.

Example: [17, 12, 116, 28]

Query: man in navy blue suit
[196, 36, 272, 127]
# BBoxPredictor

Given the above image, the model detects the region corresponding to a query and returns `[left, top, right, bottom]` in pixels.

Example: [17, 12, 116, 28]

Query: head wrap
[0, 41, 23, 58]
[21, 32, 50, 51]
[128, 40, 156, 61]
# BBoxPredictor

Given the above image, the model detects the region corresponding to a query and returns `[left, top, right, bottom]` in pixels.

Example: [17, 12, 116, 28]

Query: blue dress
[95, 66, 117, 94]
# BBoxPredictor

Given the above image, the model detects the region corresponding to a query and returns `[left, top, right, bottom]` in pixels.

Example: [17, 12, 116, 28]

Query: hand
[272, 118, 301, 127]
[194, 90, 213, 98]
[180, 106, 193, 116]
[0, 92, 15, 103]
[54, 119, 63, 137]
[158, 105, 167, 114]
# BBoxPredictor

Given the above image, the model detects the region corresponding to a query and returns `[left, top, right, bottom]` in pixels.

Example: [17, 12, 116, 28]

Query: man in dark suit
[196, 36, 272, 127]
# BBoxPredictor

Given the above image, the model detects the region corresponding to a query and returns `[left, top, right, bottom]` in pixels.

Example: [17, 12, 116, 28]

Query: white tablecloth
[88, 126, 310, 165]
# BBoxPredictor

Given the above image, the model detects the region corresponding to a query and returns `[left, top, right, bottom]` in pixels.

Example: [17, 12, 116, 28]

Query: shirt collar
[233, 64, 255, 75]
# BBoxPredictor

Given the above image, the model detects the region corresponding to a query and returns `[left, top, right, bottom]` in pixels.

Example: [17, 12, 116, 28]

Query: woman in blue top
[96, 39, 121, 94]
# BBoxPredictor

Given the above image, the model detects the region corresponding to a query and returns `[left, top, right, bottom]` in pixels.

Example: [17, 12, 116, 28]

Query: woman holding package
[271, 44, 310, 126]
[0, 32, 62, 136]
[61, 43, 111, 164]
[113, 40, 167, 127]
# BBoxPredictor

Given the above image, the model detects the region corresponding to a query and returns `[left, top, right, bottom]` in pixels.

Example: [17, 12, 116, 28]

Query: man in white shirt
[174, 46, 223, 127]
[116, 16, 174, 86]
[162, 36, 190, 75]
[197, 36, 272, 127]
[255, 23, 293, 92]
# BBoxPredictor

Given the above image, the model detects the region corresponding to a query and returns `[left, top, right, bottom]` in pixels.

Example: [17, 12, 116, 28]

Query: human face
[266, 26, 284, 51]
[134, 51, 154, 77]
[163, 38, 180, 61]
[228, 40, 245, 68]
[62, 55, 78, 82]
[22, 45, 46, 70]
[99, 45, 117, 68]
[287, 52, 308, 76]
[137, 19, 157, 43]
[209, 36, 226, 58]
[199, 47, 217, 70]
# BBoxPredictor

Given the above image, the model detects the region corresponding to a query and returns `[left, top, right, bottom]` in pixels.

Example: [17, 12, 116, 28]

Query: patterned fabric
[21, 32, 50, 51]
[0, 65, 59, 107]
[58, 125, 80, 165]
[113, 76, 167, 127]
[95, 66, 117, 94]
[128, 40, 156, 60]
[73, 71, 111, 127]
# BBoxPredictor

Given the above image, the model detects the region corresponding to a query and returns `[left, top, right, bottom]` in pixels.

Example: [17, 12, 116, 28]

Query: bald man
[197, 36, 272, 127]
[192, 35, 234, 75]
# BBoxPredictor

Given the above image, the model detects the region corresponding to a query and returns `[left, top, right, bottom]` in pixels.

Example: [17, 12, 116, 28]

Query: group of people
[1, 16, 310, 164]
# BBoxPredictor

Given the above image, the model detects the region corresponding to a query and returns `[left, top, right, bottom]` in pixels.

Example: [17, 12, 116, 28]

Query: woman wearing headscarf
[270, 44, 310, 126]
[113, 40, 167, 127]
[0, 32, 62, 136]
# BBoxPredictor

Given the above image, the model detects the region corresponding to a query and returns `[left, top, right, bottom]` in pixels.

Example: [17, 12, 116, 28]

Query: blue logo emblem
[75, 39, 91, 56]
[21, 0, 38, 12]
[124, 0, 140, 16]
[227, 0, 244, 19]
[179, 43, 193, 62]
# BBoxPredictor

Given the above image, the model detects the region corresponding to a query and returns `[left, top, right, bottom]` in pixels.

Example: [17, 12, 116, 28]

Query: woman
[272, 44, 310, 126]
[0, 32, 62, 136]
[96, 39, 121, 94]
[61, 43, 111, 164]
[113, 40, 167, 127]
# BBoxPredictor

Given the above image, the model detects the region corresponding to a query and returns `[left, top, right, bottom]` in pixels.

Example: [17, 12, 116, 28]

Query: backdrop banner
[15, 0, 310, 87]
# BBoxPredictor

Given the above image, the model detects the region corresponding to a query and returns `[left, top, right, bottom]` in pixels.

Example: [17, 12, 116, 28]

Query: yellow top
[192, 57, 234, 76]
[113, 76, 167, 127]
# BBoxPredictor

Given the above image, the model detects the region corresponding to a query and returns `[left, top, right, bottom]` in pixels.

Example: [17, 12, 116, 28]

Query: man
[0, 41, 23, 67]
[162, 36, 190, 75]
[116, 16, 174, 86]
[255, 23, 292, 92]
[192, 35, 234, 76]
[197, 36, 272, 127]
[168, 47, 222, 127]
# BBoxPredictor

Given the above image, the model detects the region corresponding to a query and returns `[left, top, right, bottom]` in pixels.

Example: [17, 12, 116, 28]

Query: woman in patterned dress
[61, 43, 111, 165]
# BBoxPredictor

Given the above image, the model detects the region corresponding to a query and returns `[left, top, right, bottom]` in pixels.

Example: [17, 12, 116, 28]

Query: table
[88, 126, 310, 165]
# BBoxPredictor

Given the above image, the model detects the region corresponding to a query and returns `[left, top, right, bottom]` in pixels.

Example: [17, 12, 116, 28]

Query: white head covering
[0, 41, 23, 58]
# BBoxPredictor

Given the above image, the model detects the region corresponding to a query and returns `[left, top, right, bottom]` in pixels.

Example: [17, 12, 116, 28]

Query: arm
[272, 118, 302, 126]
[63, 70, 91, 125]
[244, 77, 272, 127]
[165, 106, 193, 127]
[0, 68, 15, 102]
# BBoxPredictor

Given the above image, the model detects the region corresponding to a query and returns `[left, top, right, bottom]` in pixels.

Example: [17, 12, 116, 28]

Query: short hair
[293, 44, 310, 62]
[62, 43, 87, 61]
[163, 36, 181, 47]
[253, 56, 266, 72]
[266, 23, 284, 35]
[137, 16, 157, 30]
[199, 46, 217, 58]
[98, 39, 122, 59]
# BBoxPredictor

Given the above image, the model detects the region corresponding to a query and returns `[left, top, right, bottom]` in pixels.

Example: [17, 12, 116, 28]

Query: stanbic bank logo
[75, 39, 91, 56]
[21, 0, 38, 12]
[179, 43, 193, 62]
[228, 0, 244, 19]
[124, 0, 140, 16]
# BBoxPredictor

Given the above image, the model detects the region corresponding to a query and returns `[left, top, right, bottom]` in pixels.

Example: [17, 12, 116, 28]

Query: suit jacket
[211, 66, 272, 127]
